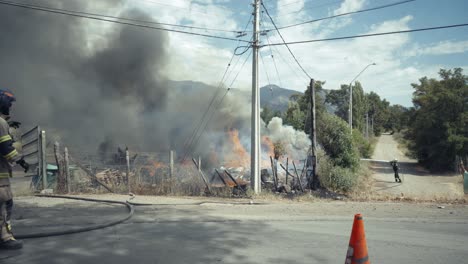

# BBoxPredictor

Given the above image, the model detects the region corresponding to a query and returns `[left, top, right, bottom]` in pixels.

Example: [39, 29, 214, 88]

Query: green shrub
[318, 113, 360, 171]
[352, 130, 372, 158]
[317, 149, 358, 193]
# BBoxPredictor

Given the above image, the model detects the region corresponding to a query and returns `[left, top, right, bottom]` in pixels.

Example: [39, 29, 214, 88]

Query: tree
[325, 85, 349, 122]
[282, 101, 306, 130]
[317, 113, 360, 170]
[297, 80, 327, 134]
[407, 68, 468, 171]
[366, 92, 390, 136]
[261, 105, 274, 124]
[385, 104, 409, 133]
[351, 82, 367, 134]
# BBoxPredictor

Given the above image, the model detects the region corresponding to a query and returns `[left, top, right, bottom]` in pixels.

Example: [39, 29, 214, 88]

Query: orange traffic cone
[344, 214, 370, 264]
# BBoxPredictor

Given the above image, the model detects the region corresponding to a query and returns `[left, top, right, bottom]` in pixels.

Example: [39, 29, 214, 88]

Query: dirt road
[369, 134, 464, 200]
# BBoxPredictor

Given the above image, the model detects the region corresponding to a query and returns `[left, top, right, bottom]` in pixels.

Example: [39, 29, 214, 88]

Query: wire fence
[59, 149, 207, 196]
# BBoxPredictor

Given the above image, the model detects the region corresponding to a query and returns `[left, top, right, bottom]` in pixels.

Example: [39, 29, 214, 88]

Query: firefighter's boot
[0, 238, 22, 250]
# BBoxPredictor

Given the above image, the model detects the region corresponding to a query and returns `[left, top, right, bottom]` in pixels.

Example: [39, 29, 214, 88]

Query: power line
[276, 0, 344, 17]
[272, 0, 416, 30]
[267, 0, 343, 12]
[27, 0, 246, 33]
[260, 10, 283, 88]
[260, 53, 272, 88]
[261, 2, 312, 79]
[179, 16, 253, 162]
[187, 50, 253, 158]
[265, 23, 468, 46]
[135, 0, 233, 19]
[20, 0, 245, 33]
[0, 0, 249, 43]
[267, 34, 305, 81]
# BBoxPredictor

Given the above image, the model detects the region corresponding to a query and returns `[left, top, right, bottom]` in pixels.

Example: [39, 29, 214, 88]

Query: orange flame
[223, 129, 250, 168]
[142, 160, 167, 177]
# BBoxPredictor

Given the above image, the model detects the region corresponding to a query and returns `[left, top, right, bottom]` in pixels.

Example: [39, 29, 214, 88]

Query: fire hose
[15, 195, 134, 239]
[14, 195, 264, 239]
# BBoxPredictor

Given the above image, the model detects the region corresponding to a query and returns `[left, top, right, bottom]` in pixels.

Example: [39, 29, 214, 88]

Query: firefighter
[0, 89, 29, 250]
[390, 158, 402, 183]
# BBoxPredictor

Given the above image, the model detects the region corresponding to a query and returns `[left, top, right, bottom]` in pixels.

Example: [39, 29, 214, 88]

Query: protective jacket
[0, 115, 21, 186]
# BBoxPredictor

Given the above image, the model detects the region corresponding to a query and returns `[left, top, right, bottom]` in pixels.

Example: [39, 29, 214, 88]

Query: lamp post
[349, 63, 376, 133]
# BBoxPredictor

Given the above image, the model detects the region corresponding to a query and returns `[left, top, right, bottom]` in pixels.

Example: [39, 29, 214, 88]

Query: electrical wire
[187, 50, 253, 155]
[262, 2, 312, 79]
[266, 34, 304, 81]
[260, 10, 284, 88]
[179, 15, 253, 162]
[265, 23, 468, 46]
[260, 53, 272, 89]
[9, 0, 242, 33]
[267, 0, 343, 13]
[272, 0, 416, 30]
[0, 0, 249, 43]
[277, 0, 344, 17]
[180, 43, 253, 164]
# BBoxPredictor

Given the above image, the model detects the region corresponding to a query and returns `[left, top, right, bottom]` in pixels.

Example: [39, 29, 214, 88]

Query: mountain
[260, 84, 335, 113]
[260, 84, 302, 112]
[168, 81, 335, 114]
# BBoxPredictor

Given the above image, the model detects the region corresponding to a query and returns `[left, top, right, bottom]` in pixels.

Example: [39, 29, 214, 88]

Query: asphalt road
[370, 134, 464, 200]
[1, 196, 467, 264]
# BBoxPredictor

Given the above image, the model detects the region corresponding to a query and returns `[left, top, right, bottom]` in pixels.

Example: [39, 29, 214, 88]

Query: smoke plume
[0, 0, 309, 169]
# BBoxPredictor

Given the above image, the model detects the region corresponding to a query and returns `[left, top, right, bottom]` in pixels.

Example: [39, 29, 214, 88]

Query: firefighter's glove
[16, 158, 29, 173]
[8, 121, 21, 129]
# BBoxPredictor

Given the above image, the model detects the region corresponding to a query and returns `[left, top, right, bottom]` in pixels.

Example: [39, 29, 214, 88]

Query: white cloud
[334, 0, 367, 15]
[122, 1, 466, 107]
[404, 40, 468, 57]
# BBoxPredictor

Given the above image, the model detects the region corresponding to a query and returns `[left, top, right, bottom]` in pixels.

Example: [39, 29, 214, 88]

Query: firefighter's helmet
[0, 89, 16, 115]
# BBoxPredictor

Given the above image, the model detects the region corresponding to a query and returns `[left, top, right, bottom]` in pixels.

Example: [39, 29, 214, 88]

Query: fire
[223, 129, 250, 168]
[261, 136, 275, 168]
[220, 130, 277, 170]
[142, 160, 167, 177]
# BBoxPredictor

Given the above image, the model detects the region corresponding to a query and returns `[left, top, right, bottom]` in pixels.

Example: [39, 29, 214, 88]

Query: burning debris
[96, 169, 130, 187]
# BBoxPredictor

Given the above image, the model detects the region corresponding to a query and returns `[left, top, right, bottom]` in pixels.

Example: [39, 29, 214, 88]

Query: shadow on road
[1, 201, 268, 264]
[369, 160, 438, 177]
[374, 183, 403, 192]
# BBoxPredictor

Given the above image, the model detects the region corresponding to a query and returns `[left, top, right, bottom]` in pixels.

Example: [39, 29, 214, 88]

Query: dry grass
[248, 188, 321, 203]
[347, 161, 374, 200]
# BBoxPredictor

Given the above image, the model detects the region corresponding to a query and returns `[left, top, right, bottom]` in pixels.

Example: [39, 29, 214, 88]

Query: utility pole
[309, 79, 318, 190]
[348, 63, 376, 134]
[251, 0, 261, 193]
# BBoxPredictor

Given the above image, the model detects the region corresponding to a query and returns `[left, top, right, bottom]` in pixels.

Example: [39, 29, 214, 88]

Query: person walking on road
[390, 159, 402, 183]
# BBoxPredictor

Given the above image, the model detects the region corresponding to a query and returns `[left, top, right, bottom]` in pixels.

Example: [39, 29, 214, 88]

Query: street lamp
[349, 63, 376, 133]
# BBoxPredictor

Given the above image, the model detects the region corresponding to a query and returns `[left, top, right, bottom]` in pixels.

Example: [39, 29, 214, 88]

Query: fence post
[64, 147, 71, 194]
[170, 150, 174, 193]
[170, 150, 174, 179]
[40, 130, 47, 190]
[126, 149, 130, 193]
[36, 126, 42, 190]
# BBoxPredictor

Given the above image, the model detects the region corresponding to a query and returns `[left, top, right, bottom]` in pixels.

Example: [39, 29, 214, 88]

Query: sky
[113, 0, 467, 107]
[6, 0, 467, 107]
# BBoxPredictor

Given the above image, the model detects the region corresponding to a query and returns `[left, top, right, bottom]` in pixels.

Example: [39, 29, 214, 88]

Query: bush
[318, 113, 360, 171]
[317, 149, 358, 193]
[352, 130, 372, 158]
